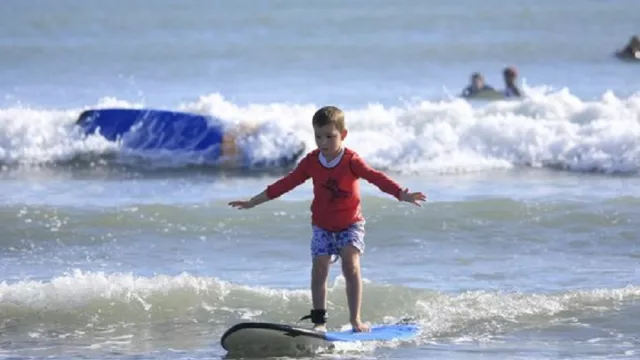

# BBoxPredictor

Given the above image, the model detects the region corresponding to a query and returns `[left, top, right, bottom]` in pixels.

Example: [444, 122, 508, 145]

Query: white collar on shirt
[319, 148, 345, 168]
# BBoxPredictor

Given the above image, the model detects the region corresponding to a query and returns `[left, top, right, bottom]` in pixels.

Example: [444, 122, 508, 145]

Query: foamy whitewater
[2, 91, 640, 174]
[1, 1, 639, 359]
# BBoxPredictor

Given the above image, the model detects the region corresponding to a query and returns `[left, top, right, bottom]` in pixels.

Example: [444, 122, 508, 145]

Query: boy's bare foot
[313, 324, 327, 332]
[351, 321, 370, 332]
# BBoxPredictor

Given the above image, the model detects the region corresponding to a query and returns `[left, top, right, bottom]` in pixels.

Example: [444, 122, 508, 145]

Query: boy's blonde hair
[312, 106, 346, 132]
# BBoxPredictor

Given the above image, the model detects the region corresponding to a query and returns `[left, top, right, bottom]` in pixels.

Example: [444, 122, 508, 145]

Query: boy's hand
[228, 191, 269, 210]
[228, 200, 255, 209]
[400, 188, 427, 206]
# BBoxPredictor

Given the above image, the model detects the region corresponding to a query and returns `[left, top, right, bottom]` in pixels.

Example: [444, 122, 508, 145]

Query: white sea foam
[0, 89, 638, 174]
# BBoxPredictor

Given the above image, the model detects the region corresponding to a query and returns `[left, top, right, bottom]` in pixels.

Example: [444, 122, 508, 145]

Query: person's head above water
[470, 72, 485, 89]
[503, 66, 518, 84]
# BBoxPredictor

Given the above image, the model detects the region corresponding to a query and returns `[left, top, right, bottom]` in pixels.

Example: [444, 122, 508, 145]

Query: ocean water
[1, 1, 640, 359]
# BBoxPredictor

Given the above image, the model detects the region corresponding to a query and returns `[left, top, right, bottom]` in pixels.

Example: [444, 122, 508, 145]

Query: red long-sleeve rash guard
[266, 148, 403, 232]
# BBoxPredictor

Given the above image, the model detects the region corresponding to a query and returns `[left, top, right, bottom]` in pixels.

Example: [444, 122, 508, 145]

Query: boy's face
[313, 123, 346, 158]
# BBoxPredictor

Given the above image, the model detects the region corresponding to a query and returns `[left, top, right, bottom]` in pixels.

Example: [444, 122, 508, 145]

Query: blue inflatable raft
[75, 108, 306, 169]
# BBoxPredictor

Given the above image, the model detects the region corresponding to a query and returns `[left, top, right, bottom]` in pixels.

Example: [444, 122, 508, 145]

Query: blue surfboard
[220, 321, 420, 356]
[75, 108, 306, 169]
[324, 323, 420, 341]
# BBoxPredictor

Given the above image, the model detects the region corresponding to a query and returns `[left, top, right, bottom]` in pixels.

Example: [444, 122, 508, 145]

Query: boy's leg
[337, 222, 369, 332]
[340, 245, 368, 332]
[309, 226, 337, 331]
[311, 255, 331, 330]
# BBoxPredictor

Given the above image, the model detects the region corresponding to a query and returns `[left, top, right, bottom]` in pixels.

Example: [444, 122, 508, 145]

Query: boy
[228, 106, 426, 332]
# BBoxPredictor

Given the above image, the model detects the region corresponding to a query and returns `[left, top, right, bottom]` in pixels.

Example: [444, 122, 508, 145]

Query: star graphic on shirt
[322, 177, 351, 201]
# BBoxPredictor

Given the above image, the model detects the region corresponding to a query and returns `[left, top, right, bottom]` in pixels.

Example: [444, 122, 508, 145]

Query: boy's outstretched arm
[228, 191, 270, 209]
[350, 155, 427, 206]
[228, 155, 311, 210]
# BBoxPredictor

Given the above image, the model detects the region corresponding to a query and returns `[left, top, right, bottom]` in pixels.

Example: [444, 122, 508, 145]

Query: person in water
[461, 72, 496, 98]
[616, 35, 640, 59]
[502, 66, 522, 98]
[228, 106, 427, 333]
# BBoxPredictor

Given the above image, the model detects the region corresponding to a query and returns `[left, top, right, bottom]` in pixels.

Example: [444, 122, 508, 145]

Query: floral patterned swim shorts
[310, 221, 365, 258]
